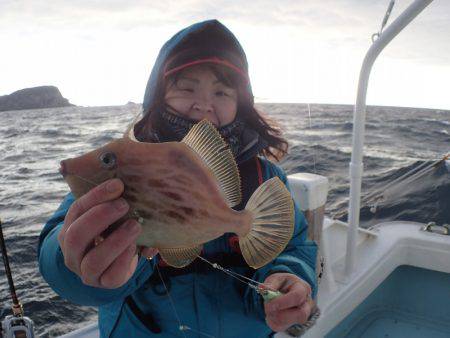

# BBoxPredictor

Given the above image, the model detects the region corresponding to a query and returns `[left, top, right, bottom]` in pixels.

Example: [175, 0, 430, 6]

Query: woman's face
[164, 65, 238, 127]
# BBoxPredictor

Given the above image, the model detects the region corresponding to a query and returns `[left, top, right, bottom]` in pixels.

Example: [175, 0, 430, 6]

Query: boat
[283, 1, 450, 337]
[3, 1, 448, 337]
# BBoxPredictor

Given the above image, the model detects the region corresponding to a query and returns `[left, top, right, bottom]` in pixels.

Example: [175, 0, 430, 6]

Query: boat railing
[345, 0, 434, 281]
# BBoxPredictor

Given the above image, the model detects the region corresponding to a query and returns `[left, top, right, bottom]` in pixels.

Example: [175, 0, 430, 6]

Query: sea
[0, 103, 449, 337]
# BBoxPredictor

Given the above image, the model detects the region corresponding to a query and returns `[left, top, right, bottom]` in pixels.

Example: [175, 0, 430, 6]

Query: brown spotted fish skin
[62, 137, 252, 249]
[62, 119, 294, 269]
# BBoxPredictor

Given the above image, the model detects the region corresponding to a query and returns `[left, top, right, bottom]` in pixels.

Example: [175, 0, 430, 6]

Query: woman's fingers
[263, 273, 290, 291]
[100, 243, 139, 289]
[56, 178, 143, 288]
[263, 272, 314, 332]
[62, 198, 130, 275]
[265, 280, 311, 314]
[58, 178, 124, 246]
[266, 298, 313, 332]
[79, 219, 141, 287]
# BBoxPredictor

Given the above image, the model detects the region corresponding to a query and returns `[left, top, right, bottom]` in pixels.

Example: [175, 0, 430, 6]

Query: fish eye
[99, 152, 117, 170]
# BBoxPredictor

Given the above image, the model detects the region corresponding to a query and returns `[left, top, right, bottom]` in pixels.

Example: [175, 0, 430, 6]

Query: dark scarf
[148, 107, 268, 164]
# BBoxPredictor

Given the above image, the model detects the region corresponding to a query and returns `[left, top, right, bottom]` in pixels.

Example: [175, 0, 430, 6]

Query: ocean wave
[1, 103, 448, 336]
[333, 159, 450, 226]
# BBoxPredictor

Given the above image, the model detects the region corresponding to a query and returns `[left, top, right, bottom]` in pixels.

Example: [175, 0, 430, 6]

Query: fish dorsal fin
[181, 119, 242, 207]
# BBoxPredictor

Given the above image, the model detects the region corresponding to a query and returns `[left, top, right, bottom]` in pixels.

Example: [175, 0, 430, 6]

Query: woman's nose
[192, 94, 214, 114]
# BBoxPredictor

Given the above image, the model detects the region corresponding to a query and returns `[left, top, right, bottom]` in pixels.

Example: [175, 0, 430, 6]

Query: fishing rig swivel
[195, 256, 283, 301]
[0, 218, 35, 338]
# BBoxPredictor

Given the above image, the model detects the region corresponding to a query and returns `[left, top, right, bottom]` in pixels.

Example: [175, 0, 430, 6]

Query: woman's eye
[179, 88, 194, 93]
[99, 152, 117, 170]
[216, 91, 229, 97]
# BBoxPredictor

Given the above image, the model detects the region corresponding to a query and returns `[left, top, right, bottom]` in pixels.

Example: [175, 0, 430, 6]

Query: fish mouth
[60, 160, 111, 198]
[59, 160, 110, 186]
[63, 174, 98, 199]
[59, 160, 96, 186]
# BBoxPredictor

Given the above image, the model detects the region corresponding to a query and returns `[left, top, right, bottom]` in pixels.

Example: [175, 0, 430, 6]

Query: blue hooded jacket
[38, 19, 317, 338]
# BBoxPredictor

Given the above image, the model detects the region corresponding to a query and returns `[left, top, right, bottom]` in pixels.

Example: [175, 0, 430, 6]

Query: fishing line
[385, 166, 434, 195]
[179, 325, 215, 338]
[362, 156, 446, 210]
[391, 159, 441, 187]
[196, 255, 279, 294]
[364, 159, 434, 201]
[155, 264, 217, 338]
[196, 256, 260, 291]
[153, 255, 284, 338]
[154, 255, 272, 338]
[155, 264, 187, 338]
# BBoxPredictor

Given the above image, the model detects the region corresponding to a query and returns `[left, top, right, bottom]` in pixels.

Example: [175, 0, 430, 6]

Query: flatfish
[60, 119, 294, 269]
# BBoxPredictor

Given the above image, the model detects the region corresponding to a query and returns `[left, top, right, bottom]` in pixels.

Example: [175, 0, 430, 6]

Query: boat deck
[326, 265, 450, 338]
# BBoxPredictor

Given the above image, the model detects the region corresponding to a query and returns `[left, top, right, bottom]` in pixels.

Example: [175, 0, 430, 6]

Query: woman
[38, 19, 317, 337]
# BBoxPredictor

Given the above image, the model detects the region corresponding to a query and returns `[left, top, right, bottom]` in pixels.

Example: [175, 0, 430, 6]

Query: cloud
[1, 0, 449, 107]
[2, 0, 448, 65]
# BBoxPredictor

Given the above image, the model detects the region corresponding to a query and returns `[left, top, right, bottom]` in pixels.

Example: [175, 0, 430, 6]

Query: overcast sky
[1, 0, 449, 109]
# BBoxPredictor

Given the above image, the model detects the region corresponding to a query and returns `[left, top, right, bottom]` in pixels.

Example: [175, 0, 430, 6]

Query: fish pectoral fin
[181, 119, 242, 208]
[240, 177, 295, 269]
[159, 245, 203, 268]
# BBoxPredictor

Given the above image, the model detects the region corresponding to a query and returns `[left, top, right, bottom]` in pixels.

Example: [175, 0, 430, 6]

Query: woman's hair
[135, 63, 288, 161]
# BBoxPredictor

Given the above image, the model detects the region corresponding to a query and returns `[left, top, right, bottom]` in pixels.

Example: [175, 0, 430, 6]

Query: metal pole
[344, 0, 434, 279]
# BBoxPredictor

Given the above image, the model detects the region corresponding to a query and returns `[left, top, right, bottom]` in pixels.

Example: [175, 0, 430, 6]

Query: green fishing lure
[259, 288, 283, 302]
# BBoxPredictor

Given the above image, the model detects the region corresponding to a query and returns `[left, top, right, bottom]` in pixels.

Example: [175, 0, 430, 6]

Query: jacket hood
[142, 19, 254, 114]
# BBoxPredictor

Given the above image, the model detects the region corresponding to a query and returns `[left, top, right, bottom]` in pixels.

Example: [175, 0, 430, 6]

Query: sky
[1, 0, 450, 110]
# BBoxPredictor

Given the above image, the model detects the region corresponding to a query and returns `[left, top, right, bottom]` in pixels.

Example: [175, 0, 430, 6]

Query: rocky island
[0, 86, 73, 112]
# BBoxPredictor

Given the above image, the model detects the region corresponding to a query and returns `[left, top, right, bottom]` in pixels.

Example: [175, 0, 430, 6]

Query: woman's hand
[263, 273, 314, 332]
[57, 178, 142, 289]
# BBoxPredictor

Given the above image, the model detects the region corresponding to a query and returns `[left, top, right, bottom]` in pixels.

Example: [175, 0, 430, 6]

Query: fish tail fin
[159, 245, 202, 268]
[181, 119, 241, 207]
[239, 177, 295, 269]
